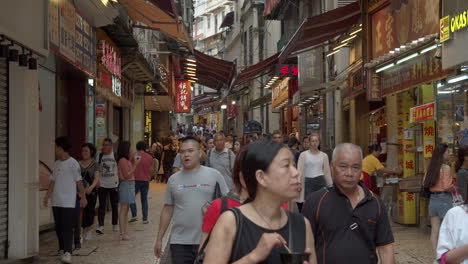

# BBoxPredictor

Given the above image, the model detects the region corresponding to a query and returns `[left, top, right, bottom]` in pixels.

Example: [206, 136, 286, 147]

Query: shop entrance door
[0, 57, 9, 259]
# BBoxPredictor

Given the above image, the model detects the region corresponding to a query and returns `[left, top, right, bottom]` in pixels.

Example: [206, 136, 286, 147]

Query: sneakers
[128, 217, 138, 223]
[84, 230, 93, 241]
[96, 226, 104, 235]
[142, 220, 149, 224]
[58, 249, 64, 256]
[61, 252, 72, 263]
[113, 225, 119, 232]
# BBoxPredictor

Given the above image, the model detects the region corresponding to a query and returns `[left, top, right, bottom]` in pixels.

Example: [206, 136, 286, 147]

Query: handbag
[201, 182, 222, 215]
[451, 185, 464, 206]
[195, 204, 242, 264]
[438, 251, 448, 264]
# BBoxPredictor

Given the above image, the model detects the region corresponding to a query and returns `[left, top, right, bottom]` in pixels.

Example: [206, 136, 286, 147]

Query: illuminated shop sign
[100, 40, 121, 79]
[441, 11, 468, 43]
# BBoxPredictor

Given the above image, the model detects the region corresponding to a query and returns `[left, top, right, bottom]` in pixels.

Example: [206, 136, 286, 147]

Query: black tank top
[230, 207, 306, 264]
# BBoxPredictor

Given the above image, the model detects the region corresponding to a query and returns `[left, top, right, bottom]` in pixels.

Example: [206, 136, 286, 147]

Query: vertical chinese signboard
[175, 80, 191, 113]
[366, 69, 382, 101]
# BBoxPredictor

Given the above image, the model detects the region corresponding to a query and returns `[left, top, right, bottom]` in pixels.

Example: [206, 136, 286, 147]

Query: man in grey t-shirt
[206, 133, 235, 190]
[154, 137, 228, 264]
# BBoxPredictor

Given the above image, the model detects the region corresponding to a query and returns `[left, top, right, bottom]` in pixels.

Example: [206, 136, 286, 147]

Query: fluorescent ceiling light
[221, 104, 227, 109]
[350, 28, 362, 35]
[421, 44, 438, 54]
[376, 63, 395, 73]
[397, 53, 419, 64]
[188, 79, 196, 83]
[185, 63, 197, 67]
[437, 90, 453, 94]
[186, 73, 196, 77]
[333, 42, 349, 50]
[185, 70, 196, 74]
[188, 77, 199, 80]
[341, 35, 357, 43]
[186, 58, 196, 63]
[327, 49, 340, 57]
[447, 74, 468, 84]
[185, 67, 197, 71]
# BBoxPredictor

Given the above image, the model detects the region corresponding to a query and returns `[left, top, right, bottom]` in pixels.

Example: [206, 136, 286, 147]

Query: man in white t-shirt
[96, 138, 120, 234]
[43, 137, 87, 264]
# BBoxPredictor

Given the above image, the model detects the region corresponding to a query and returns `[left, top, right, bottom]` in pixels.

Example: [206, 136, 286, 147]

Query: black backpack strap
[228, 207, 243, 263]
[98, 153, 103, 164]
[220, 196, 228, 213]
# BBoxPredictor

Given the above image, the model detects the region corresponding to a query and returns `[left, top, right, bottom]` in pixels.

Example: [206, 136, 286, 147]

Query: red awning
[194, 50, 236, 89]
[233, 53, 280, 85]
[279, 1, 361, 63]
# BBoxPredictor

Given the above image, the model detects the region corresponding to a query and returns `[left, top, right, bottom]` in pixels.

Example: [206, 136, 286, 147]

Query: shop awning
[233, 53, 280, 86]
[194, 50, 236, 89]
[119, 0, 193, 50]
[220, 12, 234, 28]
[278, 1, 361, 63]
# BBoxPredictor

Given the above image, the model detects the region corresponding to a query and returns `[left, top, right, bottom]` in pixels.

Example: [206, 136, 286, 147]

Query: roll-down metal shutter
[0, 57, 9, 259]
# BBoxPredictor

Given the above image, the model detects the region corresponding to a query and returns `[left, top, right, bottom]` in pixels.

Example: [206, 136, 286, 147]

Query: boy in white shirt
[43, 137, 87, 264]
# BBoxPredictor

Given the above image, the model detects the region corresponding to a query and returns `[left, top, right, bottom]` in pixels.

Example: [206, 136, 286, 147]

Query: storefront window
[305, 99, 322, 135]
[437, 80, 468, 148]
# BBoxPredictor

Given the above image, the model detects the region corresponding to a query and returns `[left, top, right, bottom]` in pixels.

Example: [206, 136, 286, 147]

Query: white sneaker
[61, 252, 72, 263]
[96, 226, 104, 235]
[113, 225, 119, 232]
[84, 231, 92, 240]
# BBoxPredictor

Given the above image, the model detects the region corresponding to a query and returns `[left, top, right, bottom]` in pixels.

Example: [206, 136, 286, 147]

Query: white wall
[8, 63, 40, 259]
[0, 0, 48, 57]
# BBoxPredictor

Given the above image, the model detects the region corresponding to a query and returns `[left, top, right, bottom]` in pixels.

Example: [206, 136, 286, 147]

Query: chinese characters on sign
[380, 51, 453, 95]
[276, 64, 298, 78]
[409, 102, 435, 123]
[371, 0, 439, 59]
[272, 78, 289, 108]
[440, 16, 450, 42]
[423, 121, 436, 158]
[175, 80, 191, 113]
[366, 69, 382, 101]
[100, 40, 122, 79]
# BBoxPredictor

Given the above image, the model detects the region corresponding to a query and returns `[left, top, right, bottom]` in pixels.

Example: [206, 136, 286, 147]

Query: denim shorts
[119, 180, 135, 205]
[428, 192, 453, 218]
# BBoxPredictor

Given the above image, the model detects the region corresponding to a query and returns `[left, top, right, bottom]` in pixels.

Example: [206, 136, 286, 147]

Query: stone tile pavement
[30, 182, 435, 264]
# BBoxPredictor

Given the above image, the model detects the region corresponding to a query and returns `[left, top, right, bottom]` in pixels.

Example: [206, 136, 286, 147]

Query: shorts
[119, 180, 135, 205]
[429, 192, 453, 218]
[304, 176, 326, 200]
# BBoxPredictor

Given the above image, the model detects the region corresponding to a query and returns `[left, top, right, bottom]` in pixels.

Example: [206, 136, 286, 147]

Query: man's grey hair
[332, 143, 363, 162]
[213, 132, 225, 139]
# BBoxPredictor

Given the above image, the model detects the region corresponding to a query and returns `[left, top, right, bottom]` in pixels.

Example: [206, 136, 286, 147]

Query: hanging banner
[409, 102, 436, 123]
[272, 78, 289, 108]
[366, 69, 382, 101]
[175, 80, 191, 113]
[423, 120, 436, 158]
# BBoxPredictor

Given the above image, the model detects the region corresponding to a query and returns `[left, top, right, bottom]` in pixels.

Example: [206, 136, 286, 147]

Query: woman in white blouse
[296, 134, 332, 208]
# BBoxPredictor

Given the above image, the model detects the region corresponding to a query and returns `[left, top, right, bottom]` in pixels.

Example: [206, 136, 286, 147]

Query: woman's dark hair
[117, 141, 131, 163]
[368, 144, 382, 154]
[81, 143, 97, 158]
[424, 143, 448, 188]
[455, 146, 468, 172]
[241, 140, 285, 201]
[232, 146, 248, 194]
[55, 136, 72, 153]
[136, 141, 147, 151]
[288, 136, 300, 148]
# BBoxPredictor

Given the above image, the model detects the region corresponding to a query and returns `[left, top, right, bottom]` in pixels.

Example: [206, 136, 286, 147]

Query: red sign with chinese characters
[100, 40, 121, 79]
[276, 64, 298, 78]
[409, 102, 435, 123]
[175, 80, 191, 113]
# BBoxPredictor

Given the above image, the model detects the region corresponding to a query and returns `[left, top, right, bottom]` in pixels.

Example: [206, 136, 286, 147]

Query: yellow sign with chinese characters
[440, 16, 450, 42]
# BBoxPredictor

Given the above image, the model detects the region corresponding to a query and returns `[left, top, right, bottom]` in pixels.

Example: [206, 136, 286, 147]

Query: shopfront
[440, 0, 468, 148]
[272, 78, 290, 135]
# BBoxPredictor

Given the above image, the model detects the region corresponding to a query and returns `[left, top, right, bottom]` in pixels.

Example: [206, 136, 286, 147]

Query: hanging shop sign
[380, 50, 452, 95]
[227, 104, 237, 118]
[272, 78, 289, 108]
[441, 0, 468, 69]
[175, 80, 191, 113]
[48, 0, 97, 76]
[350, 68, 364, 97]
[100, 40, 122, 79]
[423, 121, 436, 158]
[409, 102, 436, 123]
[276, 64, 298, 78]
[243, 120, 263, 135]
[366, 69, 382, 101]
[371, 0, 439, 59]
[288, 79, 300, 105]
[298, 48, 323, 89]
[97, 29, 122, 100]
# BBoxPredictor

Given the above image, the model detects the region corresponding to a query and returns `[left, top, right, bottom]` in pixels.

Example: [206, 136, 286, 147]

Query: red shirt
[202, 198, 289, 233]
[131, 151, 153, 182]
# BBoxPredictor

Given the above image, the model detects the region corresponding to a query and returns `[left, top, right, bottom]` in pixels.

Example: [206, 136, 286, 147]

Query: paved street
[33, 183, 435, 264]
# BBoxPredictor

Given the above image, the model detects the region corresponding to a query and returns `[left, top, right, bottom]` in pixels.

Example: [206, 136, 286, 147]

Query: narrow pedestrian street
[33, 183, 433, 264]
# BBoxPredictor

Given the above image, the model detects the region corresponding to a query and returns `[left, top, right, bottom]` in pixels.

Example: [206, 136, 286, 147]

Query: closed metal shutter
[0, 57, 8, 259]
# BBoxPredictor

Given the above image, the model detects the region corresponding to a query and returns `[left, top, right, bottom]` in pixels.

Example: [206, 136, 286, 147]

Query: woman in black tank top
[203, 140, 317, 264]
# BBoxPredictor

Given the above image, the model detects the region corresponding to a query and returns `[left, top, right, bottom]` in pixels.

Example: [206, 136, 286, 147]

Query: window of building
[207, 16, 211, 29]
[243, 31, 248, 68]
[215, 14, 218, 33]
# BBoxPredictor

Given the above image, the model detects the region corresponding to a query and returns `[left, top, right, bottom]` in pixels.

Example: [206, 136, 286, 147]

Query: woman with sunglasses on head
[203, 140, 316, 264]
